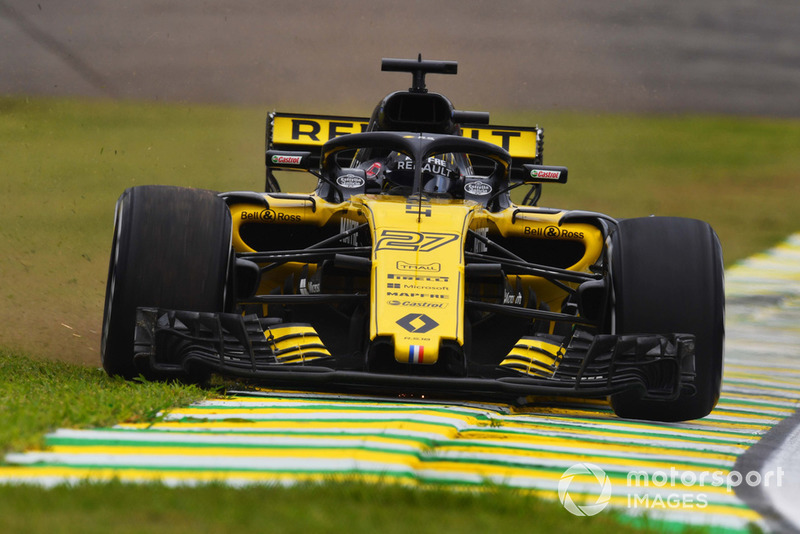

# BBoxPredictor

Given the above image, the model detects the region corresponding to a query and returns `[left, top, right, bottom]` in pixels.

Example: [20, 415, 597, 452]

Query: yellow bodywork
[500, 337, 565, 378]
[358, 196, 474, 364]
[227, 191, 603, 367]
[269, 113, 540, 161]
[264, 324, 331, 364]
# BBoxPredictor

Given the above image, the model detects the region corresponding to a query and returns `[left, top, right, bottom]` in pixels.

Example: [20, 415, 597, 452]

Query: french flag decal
[408, 345, 424, 364]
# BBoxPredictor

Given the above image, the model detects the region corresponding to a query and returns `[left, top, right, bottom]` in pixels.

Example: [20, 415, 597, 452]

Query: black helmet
[382, 152, 461, 197]
[421, 154, 461, 196]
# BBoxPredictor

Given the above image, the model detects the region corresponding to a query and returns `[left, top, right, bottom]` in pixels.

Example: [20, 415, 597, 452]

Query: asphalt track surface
[3, 237, 800, 532]
[1, 0, 800, 117]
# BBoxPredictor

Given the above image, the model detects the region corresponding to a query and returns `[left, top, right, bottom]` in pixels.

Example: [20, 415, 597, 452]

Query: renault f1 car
[101, 57, 724, 421]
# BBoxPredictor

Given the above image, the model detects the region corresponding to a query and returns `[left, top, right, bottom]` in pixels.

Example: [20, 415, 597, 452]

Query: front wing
[133, 308, 696, 403]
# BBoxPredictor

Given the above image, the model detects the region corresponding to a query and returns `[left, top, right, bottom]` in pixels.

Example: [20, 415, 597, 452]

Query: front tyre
[608, 217, 724, 421]
[101, 185, 233, 379]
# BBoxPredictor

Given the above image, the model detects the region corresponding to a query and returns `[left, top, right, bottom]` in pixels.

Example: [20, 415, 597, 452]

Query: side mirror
[521, 164, 568, 184]
[334, 168, 367, 199]
[463, 175, 494, 206]
[265, 150, 313, 171]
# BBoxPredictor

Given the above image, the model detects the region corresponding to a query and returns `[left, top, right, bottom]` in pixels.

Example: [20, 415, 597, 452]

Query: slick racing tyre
[608, 217, 724, 422]
[101, 185, 233, 379]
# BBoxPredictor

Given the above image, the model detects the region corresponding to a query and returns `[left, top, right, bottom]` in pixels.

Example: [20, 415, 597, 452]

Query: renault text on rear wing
[267, 112, 545, 184]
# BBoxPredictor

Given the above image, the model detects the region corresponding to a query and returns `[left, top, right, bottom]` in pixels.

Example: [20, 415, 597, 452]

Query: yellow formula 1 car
[101, 58, 724, 421]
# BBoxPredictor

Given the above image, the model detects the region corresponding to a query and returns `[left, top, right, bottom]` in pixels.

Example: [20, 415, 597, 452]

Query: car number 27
[375, 230, 459, 253]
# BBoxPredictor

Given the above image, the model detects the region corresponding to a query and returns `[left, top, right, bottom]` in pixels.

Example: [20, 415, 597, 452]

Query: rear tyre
[101, 185, 232, 379]
[608, 217, 724, 421]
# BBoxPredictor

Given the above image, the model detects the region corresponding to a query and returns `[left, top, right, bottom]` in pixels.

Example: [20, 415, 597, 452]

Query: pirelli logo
[270, 113, 538, 158]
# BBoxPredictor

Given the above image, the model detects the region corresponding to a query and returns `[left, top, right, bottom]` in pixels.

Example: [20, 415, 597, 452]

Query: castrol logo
[271, 155, 303, 165]
[530, 169, 561, 179]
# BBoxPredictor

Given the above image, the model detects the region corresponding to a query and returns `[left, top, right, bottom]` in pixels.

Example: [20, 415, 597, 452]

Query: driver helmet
[382, 152, 461, 196]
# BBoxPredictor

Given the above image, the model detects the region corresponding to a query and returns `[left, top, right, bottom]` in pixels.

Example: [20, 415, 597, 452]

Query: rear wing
[265, 112, 544, 186]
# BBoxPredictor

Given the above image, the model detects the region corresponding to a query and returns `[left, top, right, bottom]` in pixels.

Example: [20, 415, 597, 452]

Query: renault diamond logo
[396, 313, 439, 333]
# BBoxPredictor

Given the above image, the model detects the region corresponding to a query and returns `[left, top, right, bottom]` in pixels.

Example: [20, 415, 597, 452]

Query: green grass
[0, 96, 265, 365]
[0, 348, 207, 453]
[2, 96, 799, 365]
[0, 480, 702, 534]
[0, 350, 711, 534]
[0, 96, 792, 533]
[520, 111, 800, 264]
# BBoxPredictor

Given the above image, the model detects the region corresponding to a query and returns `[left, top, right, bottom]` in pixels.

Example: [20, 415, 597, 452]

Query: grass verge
[0, 351, 719, 534]
[0, 97, 789, 532]
[0, 348, 207, 454]
[526, 111, 800, 265]
[0, 479, 705, 534]
[2, 96, 799, 366]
